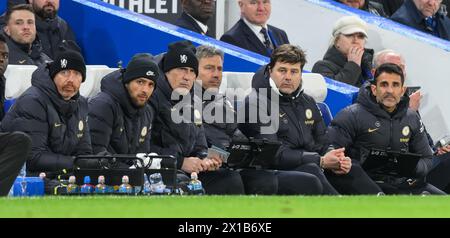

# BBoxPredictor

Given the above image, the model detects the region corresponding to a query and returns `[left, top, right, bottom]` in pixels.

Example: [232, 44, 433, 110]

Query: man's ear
[370, 84, 377, 96]
[3, 26, 10, 36]
[401, 86, 406, 96]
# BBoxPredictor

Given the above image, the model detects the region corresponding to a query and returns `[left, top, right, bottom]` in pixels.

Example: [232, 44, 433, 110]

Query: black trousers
[239, 169, 323, 195]
[427, 153, 450, 193]
[294, 163, 339, 195]
[198, 169, 246, 195]
[325, 163, 383, 195]
[0, 132, 31, 196]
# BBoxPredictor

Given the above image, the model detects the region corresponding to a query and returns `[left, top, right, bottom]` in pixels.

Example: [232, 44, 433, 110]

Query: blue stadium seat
[317, 102, 333, 126]
[4, 98, 16, 114]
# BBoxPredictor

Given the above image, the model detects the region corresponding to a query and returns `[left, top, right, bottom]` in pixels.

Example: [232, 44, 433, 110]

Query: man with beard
[1, 49, 92, 179]
[2, 4, 50, 66]
[88, 53, 159, 156]
[150, 42, 245, 194]
[0, 33, 32, 196]
[28, 0, 77, 59]
[328, 63, 445, 194]
[175, 0, 215, 38]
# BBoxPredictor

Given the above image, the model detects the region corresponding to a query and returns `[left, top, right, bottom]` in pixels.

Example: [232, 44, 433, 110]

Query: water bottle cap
[191, 172, 198, 179]
[98, 175, 105, 183]
[83, 176, 91, 184]
[69, 176, 76, 183]
[122, 175, 129, 183]
[39, 172, 46, 179]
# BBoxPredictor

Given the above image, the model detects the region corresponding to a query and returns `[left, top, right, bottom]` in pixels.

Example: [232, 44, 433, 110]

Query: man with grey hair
[196, 45, 323, 195]
[220, 0, 289, 57]
[391, 0, 450, 40]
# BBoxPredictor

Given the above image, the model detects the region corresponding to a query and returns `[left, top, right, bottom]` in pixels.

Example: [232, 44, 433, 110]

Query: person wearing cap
[150, 42, 245, 195]
[220, 0, 289, 57]
[391, 0, 450, 40]
[2, 4, 51, 66]
[88, 53, 158, 156]
[328, 63, 445, 194]
[312, 16, 374, 87]
[1, 49, 91, 178]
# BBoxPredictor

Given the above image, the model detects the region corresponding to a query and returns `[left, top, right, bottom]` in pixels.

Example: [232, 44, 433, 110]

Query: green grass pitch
[2, 195, 450, 218]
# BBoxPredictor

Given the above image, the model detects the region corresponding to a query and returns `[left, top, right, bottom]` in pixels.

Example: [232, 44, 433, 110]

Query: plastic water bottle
[143, 173, 151, 195]
[118, 175, 133, 194]
[187, 172, 205, 195]
[95, 175, 108, 194]
[149, 173, 165, 195]
[67, 176, 79, 194]
[80, 176, 94, 194]
[39, 172, 46, 180]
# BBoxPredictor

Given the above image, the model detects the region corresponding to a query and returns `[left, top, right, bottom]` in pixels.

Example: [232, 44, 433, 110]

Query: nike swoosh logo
[368, 128, 379, 133]
[54, 123, 62, 128]
[18, 60, 26, 64]
[280, 113, 286, 118]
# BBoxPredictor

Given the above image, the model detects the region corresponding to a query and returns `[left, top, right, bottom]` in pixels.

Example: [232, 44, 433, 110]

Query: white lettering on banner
[103, 0, 177, 14]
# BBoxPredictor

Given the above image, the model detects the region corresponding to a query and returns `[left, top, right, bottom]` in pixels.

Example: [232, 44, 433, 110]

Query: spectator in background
[175, 0, 215, 37]
[196, 45, 322, 195]
[0, 49, 93, 179]
[2, 4, 50, 66]
[336, 0, 387, 17]
[220, 0, 289, 57]
[150, 42, 245, 195]
[29, 0, 78, 59]
[88, 53, 158, 156]
[374, 0, 404, 16]
[0, 34, 9, 120]
[312, 16, 374, 87]
[442, 0, 450, 17]
[391, 0, 450, 41]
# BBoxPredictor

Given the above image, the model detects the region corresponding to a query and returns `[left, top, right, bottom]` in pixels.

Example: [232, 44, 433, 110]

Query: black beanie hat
[163, 45, 198, 76]
[49, 50, 86, 82]
[123, 53, 159, 84]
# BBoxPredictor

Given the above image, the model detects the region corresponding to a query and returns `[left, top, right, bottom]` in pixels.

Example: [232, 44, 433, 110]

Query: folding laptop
[362, 148, 422, 178]
[225, 139, 281, 169]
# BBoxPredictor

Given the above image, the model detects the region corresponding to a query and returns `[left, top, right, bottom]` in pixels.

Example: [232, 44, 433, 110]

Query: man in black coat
[2, 4, 50, 66]
[175, 0, 215, 38]
[336, 0, 387, 17]
[28, 0, 78, 59]
[89, 53, 159, 156]
[328, 63, 445, 194]
[239, 44, 382, 195]
[220, 0, 289, 57]
[150, 42, 245, 195]
[1, 49, 92, 177]
[391, 0, 450, 40]
[0, 33, 32, 196]
[196, 45, 322, 195]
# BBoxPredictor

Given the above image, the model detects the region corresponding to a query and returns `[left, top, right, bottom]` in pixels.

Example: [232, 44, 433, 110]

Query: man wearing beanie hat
[149, 42, 245, 195]
[1, 49, 95, 182]
[88, 53, 159, 156]
[312, 16, 374, 87]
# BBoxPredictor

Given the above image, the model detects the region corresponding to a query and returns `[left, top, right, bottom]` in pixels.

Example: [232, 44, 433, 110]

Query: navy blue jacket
[150, 63, 208, 169]
[328, 84, 433, 178]
[220, 19, 289, 57]
[0, 66, 92, 174]
[239, 66, 329, 170]
[0, 75, 5, 120]
[175, 12, 214, 38]
[3, 33, 51, 67]
[88, 70, 154, 155]
[35, 16, 77, 59]
[391, 0, 450, 40]
[201, 89, 246, 150]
